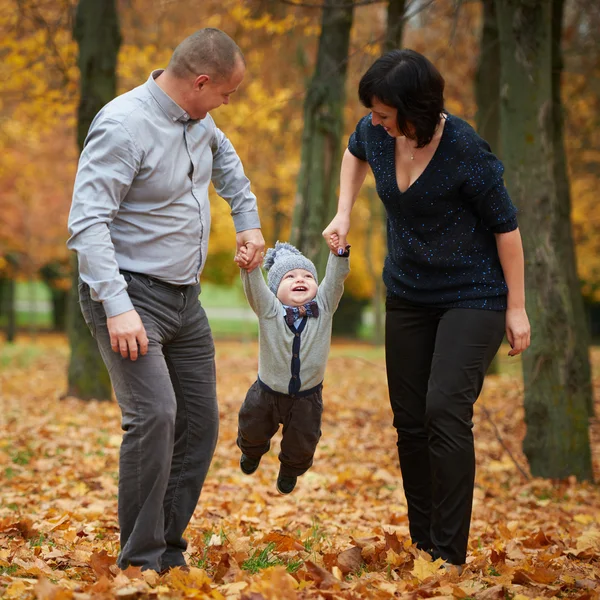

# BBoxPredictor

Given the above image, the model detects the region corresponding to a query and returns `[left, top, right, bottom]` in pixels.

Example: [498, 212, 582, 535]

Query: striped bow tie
[284, 301, 319, 327]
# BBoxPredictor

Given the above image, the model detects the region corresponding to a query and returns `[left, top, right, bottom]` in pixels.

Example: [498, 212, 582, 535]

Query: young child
[234, 240, 350, 494]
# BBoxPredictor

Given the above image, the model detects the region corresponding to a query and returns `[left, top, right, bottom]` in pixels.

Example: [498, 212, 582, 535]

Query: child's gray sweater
[241, 253, 350, 396]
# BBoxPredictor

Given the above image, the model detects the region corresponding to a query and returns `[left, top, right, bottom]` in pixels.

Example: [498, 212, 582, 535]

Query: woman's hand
[323, 214, 351, 254]
[505, 307, 531, 356]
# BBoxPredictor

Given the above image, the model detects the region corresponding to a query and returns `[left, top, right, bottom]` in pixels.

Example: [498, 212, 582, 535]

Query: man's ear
[193, 74, 210, 90]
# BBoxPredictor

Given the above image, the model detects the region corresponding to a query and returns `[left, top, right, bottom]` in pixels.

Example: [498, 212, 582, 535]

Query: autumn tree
[290, 0, 355, 275]
[0, 2, 78, 340]
[66, 0, 120, 401]
[496, 0, 593, 480]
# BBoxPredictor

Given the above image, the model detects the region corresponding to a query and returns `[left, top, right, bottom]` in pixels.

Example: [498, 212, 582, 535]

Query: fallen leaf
[336, 546, 362, 574]
[261, 532, 304, 552]
[90, 549, 116, 579]
[411, 556, 444, 581]
[33, 577, 73, 600]
[304, 560, 346, 589]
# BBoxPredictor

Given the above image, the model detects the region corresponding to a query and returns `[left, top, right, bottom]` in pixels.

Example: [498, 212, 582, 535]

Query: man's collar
[146, 70, 191, 123]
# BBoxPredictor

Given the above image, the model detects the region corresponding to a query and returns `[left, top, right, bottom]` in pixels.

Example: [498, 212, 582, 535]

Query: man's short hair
[168, 28, 244, 81]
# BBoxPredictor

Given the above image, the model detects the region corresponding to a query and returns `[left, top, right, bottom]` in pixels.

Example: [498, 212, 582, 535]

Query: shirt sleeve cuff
[491, 216, 518, 234]
[347, 143, 367, 162]
[232, 211, 261, 233]
[103, 291, 135, 318]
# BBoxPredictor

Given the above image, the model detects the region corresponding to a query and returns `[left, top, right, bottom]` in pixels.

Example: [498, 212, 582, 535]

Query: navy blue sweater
[348, 113, 518, 310]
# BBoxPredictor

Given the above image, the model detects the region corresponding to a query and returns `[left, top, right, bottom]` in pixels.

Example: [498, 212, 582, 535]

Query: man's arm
[211, 125, 264, 270]
[68, 118, 139, 315]
[68, 118, 148, 361]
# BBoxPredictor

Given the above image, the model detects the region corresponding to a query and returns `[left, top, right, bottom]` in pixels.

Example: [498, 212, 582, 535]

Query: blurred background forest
[0, 0, 598, 344]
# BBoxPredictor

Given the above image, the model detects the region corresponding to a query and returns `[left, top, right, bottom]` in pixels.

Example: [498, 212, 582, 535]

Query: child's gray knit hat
[263, 241, 318, 294]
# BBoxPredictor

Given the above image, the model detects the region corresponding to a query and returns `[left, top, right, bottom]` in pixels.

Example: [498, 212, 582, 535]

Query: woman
[323, 49, 530, 568]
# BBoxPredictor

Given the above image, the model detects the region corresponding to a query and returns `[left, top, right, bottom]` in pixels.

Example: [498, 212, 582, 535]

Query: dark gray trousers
[78, 272, 218, 572]
[237, 381, 323, 477]
[385, 296, 505, 566]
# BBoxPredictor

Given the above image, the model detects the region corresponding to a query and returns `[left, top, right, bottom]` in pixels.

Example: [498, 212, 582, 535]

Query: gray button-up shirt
[68, 70, 260, 318]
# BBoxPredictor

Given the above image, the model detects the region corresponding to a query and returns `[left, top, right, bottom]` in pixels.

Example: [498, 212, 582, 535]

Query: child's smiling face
[276, 268, 318, 307]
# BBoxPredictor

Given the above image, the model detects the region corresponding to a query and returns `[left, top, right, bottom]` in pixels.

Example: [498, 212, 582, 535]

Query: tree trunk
[290, 0, 354, 278]
[475, 0, 501, 156]
[39, 261, 69, 332]
[1, 278, 17, 343]
[496, 0, 593, 480]
[475, 0, 501, 375]
[66, 0, 121, 401]
[384, 0, 406, 52]
[550, 0, 594, 420]
[50, 289, 68, 332]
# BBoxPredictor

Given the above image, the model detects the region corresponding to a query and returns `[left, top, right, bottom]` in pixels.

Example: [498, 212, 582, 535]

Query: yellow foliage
[0, 0, 597, 307]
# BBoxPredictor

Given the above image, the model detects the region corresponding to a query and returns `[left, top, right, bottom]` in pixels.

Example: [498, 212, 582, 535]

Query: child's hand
[329, 233, 340, 255]
[328, 233, 351, 257]
[234, 246, 249, 266]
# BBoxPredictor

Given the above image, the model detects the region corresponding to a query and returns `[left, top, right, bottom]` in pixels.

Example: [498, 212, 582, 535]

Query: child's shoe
[240, 454, 261, 475]
[276, 473, 297, 494]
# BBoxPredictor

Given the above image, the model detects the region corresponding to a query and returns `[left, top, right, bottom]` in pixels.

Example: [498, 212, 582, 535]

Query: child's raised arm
[316, 244, 350, 314]
[236, 249, 279, 319]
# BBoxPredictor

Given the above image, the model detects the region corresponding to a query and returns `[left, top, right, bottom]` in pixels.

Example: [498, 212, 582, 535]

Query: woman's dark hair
[358, 49, 445, 147]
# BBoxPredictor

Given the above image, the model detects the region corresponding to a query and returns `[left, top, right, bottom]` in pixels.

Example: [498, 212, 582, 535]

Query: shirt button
[293, 353, 298, 358]
[293, 375, 297, 379]
[295, 333, 299, 337]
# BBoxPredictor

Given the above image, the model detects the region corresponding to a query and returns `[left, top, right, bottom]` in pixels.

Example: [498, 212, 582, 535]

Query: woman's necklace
[399, 135, 416, 160]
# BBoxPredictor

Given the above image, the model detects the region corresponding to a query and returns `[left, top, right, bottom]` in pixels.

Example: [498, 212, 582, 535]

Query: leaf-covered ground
[1, 335, 599, 599]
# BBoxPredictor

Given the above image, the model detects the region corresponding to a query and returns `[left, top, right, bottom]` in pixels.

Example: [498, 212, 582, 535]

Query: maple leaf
[411, 556, 445, 581]
[90, 549, 116, 579]
[261, 532, 304, 552]
[383, 529, 403, 553]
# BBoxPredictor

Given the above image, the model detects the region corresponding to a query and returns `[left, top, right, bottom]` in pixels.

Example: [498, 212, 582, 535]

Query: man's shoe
[276, 474, 297, 495]
[240, 454, 261, 475]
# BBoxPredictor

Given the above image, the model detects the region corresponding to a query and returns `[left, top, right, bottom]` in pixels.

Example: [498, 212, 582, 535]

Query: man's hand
[236, 228, 265, 272]
[323, 214, 351, 254]
[107, 309, 149, 361]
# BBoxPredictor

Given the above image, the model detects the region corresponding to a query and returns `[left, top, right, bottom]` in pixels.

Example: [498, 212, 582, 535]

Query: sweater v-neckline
[389, 114, 450, 195]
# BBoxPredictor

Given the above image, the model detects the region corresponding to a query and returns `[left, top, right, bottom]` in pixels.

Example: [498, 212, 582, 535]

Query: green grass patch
[14, 281, 51, 302]
[29, 533, 54, 548]
[0, 565, 18, 575]
[302, 519, 327, 553]
[209, 318, 258, 340]
[200, 281, 247, 308]
[241, 544, 279, 574]
[11, 449, 34, 466]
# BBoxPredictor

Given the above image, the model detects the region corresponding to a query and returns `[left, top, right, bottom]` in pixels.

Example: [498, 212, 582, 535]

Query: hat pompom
[263, 241, 302, 272]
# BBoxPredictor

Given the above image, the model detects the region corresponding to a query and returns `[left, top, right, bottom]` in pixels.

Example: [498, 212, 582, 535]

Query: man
[68, 28, 265, 573]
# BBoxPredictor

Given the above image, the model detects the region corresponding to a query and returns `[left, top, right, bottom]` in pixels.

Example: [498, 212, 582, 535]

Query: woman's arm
[322, 149, 369, 251]
[495, 228, 531, 356]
